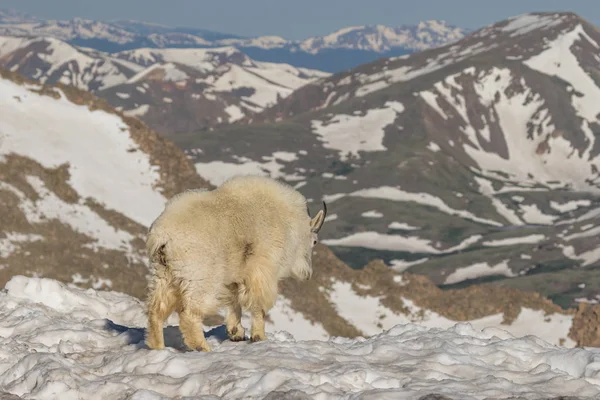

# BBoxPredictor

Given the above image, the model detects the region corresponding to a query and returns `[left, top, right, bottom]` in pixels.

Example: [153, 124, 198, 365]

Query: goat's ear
[310, 201, 327, 233]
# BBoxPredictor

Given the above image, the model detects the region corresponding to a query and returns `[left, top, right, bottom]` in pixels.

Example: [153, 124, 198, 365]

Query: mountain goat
[144, 175, 327, 352]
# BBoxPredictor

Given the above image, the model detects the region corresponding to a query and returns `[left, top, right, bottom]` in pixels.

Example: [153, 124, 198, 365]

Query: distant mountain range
[0, 8, 468, 72]
[0, 36, 328, 134]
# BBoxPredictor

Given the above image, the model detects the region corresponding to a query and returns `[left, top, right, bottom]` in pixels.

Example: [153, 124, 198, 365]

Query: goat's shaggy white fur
[145, 175, 327, 351]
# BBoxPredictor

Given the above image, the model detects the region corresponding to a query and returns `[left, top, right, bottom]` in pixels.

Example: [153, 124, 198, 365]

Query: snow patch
[311, 101, 404, 160]
[361, 210, 383, 218]
[444, 260, 516, 284]
[322, 231, 481, 254]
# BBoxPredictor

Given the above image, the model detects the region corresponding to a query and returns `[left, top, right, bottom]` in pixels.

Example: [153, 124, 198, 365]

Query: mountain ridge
[0, 8, 468, 72]
[0, 36, 329, 134]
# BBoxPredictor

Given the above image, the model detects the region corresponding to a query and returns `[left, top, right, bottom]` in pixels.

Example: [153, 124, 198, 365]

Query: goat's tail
[147, 228, 170, 266]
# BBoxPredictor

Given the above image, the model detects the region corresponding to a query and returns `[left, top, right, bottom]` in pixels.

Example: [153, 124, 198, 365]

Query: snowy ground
[1, 276, 600, 399]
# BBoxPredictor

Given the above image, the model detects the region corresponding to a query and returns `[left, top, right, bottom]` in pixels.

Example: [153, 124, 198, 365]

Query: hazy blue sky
[2, 0, 598, 40]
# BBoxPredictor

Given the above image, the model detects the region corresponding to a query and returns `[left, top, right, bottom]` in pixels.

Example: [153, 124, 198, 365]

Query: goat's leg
[225, 291, 245, 342]
[250, 308, 267, 342]
[145, 275, 177, 350]
[225, 303, 245, 341]
[240, 256, 278, 343]
[179, 301, 211, 352]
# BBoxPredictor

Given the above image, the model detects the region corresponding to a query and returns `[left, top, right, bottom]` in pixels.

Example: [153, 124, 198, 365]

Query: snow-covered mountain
[0, 35, 143, 91]
[1, 275, 598, 399]
[181, 12, 600, 309]
[222, 20, 466, 54]
[0, 36, 328, 134]
[0, 67, 209, 297]
[0, 9, 468, 72]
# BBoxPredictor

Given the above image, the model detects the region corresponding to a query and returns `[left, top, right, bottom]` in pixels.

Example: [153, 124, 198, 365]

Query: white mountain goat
[144, 175, 327, 351]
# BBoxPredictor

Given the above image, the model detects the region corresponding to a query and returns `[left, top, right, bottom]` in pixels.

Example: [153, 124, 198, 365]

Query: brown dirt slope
[569, 303, 600, 347]
[281, 244, 573, 339]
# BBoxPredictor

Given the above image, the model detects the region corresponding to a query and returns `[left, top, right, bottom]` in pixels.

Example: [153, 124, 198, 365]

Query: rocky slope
[0, 67, 210, 298]
[0, 36, 327, 134]
[177, 12, 600, 309]
[0, 8, 467, 72]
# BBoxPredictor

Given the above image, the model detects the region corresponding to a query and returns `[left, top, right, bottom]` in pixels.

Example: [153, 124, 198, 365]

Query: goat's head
[293, 201, 328, 281]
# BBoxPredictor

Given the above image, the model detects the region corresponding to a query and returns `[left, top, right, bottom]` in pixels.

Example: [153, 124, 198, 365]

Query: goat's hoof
[227, 327, 246, 342]
[250, 334, 266, 343]
[183, 344, 211, 352]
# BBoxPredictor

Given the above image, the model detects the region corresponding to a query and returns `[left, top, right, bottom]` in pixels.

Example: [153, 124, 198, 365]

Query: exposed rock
[569, 303, 600, 347]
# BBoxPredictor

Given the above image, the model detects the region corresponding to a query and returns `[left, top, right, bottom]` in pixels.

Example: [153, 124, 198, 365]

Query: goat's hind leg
[225, 283, 245, 342]
[146, 275, 177, 350]
[250, 308, 267, 343]
[179, 290, 212, 352]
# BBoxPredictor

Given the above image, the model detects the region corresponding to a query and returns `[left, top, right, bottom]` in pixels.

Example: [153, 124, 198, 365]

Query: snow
[344, 186, 502, 226]
[361, 210, 383, 218]
[388, 221, 419, 230]
[123, 104, 150, 117]
[519, 204, 559, 225]
[127, 63, 189, 83]
[524, 24, 600, 146]
[422, 65, 600, 193]
[265, 297, 329, 341]
[500, 13, 566, 37]
[0, 176, 137, 256]
[224, 104, 245, 122]
[251, 60, 329, 85]
[118, 48, 327, 112]
[0, 74, 167, 227]
[327, 281, 574, 348]
[118, 47, 243, 71]
[474, 176, 524, 226]
[482, 234, 546, 247]
[208, 64, 299, 108]
[324, 213, 338, 222]
[322, 231, 481, 254]
[427, 141, 441, 152]
[444, 260, 516, 284]
[562, 244, 600, 267]
[298, 21, 466, 54]
[0, 36, 138, 91]
[550, 199, 592, 213]
[389, 258, 429, 272]
[1, 37, 328, 122]
[564, 225, 600, 241]
[1, 275, 594, 399]
[310, 102, 404, 160]
[0, 232, 43, 258]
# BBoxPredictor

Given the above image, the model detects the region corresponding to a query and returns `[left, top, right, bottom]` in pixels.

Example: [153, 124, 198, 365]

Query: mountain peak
[296, 20, 468, 54]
